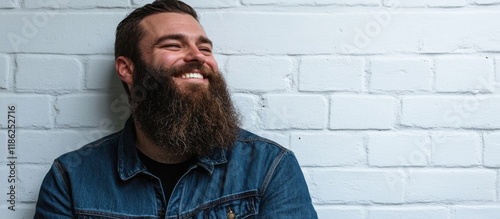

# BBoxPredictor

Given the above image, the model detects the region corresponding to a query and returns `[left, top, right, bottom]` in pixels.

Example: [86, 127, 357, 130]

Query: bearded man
[34, 0, 317, 218]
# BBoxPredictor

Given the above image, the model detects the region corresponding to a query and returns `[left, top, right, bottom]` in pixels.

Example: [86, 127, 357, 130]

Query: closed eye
[162, 44, 181, 49]
[199, 47, 212, 53]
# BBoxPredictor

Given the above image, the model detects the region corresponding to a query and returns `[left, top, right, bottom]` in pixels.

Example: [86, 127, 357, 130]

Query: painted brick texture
[1, 1, 500, 218]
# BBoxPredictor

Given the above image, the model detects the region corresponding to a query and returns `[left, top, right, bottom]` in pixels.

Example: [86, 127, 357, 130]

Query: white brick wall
[330, 95, 396, 129]
[454, 206, 500, 219]
[431, 132, 482, 167]
[85, 56, 122, 90]
[2, 1, 500, 218]
[484, 133, 500, 167]
[369, 57, 432, 92]
[263, 94, 328, 129]
[299, 56, 364, 92]
[367, 207, 449, 219]
[435, 56, 493, 93]
[226, 56, 293, 92]
[368, 132, 431, 167]
[16, 55, 82, 92]
[407, 170, 496, 202]
[394, 0, 467, 8]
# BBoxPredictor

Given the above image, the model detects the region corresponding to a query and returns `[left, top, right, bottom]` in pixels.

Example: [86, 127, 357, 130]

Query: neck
[134, 121, 191, 164]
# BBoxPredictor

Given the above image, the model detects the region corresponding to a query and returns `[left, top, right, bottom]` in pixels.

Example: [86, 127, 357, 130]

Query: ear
[115, 56, 134, 90]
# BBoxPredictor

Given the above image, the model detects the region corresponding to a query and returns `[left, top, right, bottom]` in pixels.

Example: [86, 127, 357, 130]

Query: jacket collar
[117, 116, 228, 181]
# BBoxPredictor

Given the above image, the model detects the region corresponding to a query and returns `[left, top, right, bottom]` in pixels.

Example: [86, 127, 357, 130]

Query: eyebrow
[153, 34, 213, 47]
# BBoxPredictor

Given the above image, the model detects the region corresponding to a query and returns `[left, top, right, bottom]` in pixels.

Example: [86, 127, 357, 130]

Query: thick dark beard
[129, 60, 240, 158]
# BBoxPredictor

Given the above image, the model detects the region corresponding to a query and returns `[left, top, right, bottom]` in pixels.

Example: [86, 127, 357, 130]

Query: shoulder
[55, 131, 122, 168]
[235, 129, 291, 155]
[227, 129, 296, 171]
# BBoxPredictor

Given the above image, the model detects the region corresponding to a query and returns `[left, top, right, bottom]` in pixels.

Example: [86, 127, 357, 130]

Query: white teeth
[180, 73, 204, 79]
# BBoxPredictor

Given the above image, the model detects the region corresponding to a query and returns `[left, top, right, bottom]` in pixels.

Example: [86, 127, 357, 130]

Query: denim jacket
[34, 118, 318, 219]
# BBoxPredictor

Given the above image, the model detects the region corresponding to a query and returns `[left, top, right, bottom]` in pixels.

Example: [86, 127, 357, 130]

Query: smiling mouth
[179, 72, 205, 79]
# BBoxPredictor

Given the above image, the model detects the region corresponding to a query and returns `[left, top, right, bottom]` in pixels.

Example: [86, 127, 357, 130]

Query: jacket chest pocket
[75, 210, 159, 219]
[189, 196, 258, 219]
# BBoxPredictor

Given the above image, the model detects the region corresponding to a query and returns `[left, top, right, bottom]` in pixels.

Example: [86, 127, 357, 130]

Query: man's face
[138, 12, 218, 93]
[127, 12, 239, 157]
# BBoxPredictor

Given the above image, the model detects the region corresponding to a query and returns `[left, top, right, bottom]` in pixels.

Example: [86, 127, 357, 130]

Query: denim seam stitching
[74, 209, 156, 219]
[53, 159, 71, 195]
[259, 150, 289, 196]
[238, 136, 291, 155]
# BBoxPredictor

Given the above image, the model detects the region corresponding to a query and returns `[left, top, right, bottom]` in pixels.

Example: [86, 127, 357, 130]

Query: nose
[184, 45, 206, 64]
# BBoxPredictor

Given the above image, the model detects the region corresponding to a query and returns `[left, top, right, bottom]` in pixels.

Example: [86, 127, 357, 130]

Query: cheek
[152, 52, 181, 68]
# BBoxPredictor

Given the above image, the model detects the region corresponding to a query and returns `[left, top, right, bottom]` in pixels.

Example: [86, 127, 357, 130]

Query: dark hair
[114, 0, 198, 96]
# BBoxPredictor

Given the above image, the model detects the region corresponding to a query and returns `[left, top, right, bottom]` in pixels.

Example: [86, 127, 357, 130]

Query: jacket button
[227, 207, 236, 219]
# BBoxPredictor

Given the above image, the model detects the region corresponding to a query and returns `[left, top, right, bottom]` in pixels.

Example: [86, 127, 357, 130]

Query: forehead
[139, 12, 207, 40]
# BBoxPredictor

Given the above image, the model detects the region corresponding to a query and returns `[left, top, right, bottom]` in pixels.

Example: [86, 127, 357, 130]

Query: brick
[454, 206, 500, 219]
[16, 55, 82, 91]
[496, 57, 500, 85]
[226, 56, 292, 92]
[17, 164, 51, 202]
[16, 130, 90, 164]
[370, 57, 432, 92]
[133, 0, 239, 7]
[24, 0, 129, 8]
[291, 133, 365, 166]
[0, 204, 35, 219]
[1, 12, 124, 53]
[402, 97, 449, 127]
[497, 170, 500, 202]
[315, 207, 364, 219]
[368, 133, 430, 167]
[131, 0, 150, 5]
[0, 55, 8, 89]
[56, 93, 129, 128]
[262, 94, 328, 129]
[242, 0, 380, 6]
[407, 170, 496, 202]
[484, 132, 500, 167]
[0, 132, 7, 161]
[85, 56, 122, 90]
[435, 57, 493, 92]
[299, 56, 364, 92]
[431, 132, 481, 167]
[418, 12, 500, 53]
[471, 0, 500, 5]
[330, 95, 396, 129]
[368, 207, 448, 219]
[0, 0, 17, 8]
[231, 94, 260, 131]
[0, 95, 52, 128]
[308, 169, 405, 204]
[387, 0, 467, 7]
[401, 96, 500, 129]
[181, 0, 239, 8]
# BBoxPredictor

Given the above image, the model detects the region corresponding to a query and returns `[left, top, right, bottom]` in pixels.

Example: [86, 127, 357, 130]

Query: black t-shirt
[137, 149, 192, 203]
